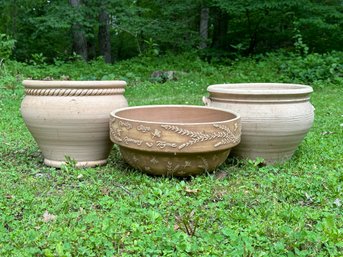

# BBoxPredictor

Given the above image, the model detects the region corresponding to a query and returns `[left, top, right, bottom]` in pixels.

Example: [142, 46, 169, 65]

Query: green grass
[0, 53, 342, 256]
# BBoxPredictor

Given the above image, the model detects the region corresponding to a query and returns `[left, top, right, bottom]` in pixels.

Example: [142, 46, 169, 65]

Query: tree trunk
[12, 0, 17, 39]
[199, 7, 209, 49]
[211, 8, 229, 50]
[69, 0, 88, 61]
[98, 8, 112, 63]
[245, 9, 264, 55]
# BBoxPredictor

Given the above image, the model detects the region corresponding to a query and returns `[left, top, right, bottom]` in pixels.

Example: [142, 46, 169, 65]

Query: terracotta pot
[109, 105, 241, 176]
[21, 80, 128, 168]
[203, 83, 314, 163]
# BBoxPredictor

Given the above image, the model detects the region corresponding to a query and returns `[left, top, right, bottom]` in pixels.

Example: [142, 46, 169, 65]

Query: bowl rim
[22, 80, 126, 89]
[110, 105, 240, 125]
[207, 83, 313, 95]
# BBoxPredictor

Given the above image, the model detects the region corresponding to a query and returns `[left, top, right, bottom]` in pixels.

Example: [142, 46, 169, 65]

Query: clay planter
[21, 80, 128, 168]
[203, 83, 315, 163]
[110, 105, 241, 176]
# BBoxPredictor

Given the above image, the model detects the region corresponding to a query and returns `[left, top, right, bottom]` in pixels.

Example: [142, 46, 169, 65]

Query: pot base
[120, 146, 231, 177]
[44, 158, 107, 168]
[232, 150, 294, 164]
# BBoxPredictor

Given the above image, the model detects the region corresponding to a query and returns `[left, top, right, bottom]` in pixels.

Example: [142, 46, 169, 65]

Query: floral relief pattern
[111, 119, 240, 151]
[160, 123, 240, 149]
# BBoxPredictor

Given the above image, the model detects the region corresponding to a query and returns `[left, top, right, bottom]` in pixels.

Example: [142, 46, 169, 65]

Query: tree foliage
[0, 34, 16, 61]
[0, 0, 342, 62]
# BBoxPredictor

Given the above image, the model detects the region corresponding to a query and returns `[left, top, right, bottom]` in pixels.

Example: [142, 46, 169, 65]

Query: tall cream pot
[21, 80, 128, 168]
[203, 83, 315, 163]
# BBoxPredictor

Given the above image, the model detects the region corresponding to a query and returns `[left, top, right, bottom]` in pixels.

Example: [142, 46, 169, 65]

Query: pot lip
[110, 105, 241, 125]
[207, 83, 313, 95]
[22, 80, 127, 89]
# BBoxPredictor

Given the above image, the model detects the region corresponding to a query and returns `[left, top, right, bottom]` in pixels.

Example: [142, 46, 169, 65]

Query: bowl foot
[120, 147, 231, 177]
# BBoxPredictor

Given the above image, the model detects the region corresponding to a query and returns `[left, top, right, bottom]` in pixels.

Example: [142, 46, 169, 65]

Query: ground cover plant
[0, 52, 342, 256]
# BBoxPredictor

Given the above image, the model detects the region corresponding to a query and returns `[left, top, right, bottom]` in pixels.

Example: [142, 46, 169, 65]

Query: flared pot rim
[22, 80, 127, 89]
[110, 104, 241, 125]
[207, 83, 313, 95]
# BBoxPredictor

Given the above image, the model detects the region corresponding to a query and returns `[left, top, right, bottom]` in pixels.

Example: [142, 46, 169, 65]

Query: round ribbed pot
[21, 80, 128, 168]
[110, 105, 241, 176]
[203, 83, 314, 163]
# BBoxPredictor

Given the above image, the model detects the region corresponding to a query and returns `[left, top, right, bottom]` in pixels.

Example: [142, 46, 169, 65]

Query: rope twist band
[25, 88, 125, 96]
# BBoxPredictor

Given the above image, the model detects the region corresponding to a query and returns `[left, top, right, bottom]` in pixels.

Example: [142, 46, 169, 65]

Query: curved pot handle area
[202, 96, 211, 106]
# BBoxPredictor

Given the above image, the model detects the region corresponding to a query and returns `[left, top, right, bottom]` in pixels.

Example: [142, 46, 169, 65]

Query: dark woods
[0, 0, 342, 63]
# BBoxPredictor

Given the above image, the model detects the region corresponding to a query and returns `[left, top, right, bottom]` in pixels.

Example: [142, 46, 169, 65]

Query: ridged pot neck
[207, 83, 313, 103]
[23, 80, 126, 96]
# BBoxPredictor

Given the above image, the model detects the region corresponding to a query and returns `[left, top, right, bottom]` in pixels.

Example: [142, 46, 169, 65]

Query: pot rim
[22, 80, 126, 89]
[110, 105, 240, 125]
[207, 83, 313, 95]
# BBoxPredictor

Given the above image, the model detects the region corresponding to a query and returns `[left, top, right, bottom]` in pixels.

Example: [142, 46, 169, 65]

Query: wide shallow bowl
[110, 105, 241, 176]
[204, 83, 314, 163]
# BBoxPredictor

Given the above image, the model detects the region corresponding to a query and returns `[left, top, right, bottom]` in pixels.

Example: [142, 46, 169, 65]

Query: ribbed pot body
[204, 83, 314, 163]
[21, 80, 128, 168]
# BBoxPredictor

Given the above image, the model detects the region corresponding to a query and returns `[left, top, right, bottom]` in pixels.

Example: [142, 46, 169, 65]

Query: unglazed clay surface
[21, 80, 128, 168]
[204, 83, 315, 163]
[110, 105, 241, 176]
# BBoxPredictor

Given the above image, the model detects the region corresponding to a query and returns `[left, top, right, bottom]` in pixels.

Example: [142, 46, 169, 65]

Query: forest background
[0, 0, 342, 63]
